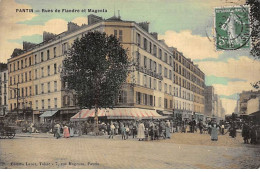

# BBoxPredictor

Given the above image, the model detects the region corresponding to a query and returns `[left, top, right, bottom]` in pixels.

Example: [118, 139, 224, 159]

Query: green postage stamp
[215, 6, 250, 50]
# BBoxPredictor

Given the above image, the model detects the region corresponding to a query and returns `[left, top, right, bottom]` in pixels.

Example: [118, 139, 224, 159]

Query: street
[0, 132, 259, 169]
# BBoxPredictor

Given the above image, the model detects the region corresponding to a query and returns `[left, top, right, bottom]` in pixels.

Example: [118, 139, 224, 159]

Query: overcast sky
[0, 0, 259, 114]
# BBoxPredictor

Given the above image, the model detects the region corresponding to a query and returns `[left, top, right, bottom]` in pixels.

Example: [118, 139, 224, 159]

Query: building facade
[0, 64, 8, 116]
[239, 90, 260, 115]
[172, 50, 205, 121]
[7, 14, 206, 123]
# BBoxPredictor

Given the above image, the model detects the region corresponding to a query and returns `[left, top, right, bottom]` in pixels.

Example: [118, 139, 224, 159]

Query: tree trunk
[94, 104, 99, 135]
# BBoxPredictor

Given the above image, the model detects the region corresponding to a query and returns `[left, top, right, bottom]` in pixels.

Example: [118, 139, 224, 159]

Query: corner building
[7, 15, 204, 123]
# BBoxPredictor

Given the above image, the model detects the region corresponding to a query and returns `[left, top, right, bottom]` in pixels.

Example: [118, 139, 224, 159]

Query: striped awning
[70, 108, 167, 121]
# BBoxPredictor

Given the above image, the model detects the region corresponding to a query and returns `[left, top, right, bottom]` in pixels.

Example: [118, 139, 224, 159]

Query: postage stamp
[215, 6, 250, 50]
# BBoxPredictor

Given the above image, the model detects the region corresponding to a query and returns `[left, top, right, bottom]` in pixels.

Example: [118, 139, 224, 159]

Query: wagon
[0, 126, 16, 139]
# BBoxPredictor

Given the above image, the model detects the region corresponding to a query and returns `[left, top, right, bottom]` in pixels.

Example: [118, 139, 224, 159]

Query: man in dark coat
[242, 123, 250, 144]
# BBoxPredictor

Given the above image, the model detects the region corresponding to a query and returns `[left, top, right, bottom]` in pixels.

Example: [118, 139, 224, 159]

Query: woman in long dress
[211, 123, 218, 141]
[137, 121, 145, 141]
[166, 120, 171, 139]
[63, 125, 70, 138]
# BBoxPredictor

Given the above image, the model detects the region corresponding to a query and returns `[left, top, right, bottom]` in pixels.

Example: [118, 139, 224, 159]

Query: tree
[62, 31, 129, 133]
[246, 0, 260, 89]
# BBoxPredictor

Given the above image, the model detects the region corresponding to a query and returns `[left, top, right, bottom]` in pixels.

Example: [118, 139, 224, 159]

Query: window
[144, 56, 147, 68]
[48, 82, 50, 93]
[164, 53, 167, 63]
[21, 73, 23, 83]
[54, 98, 57, 108]
[54, 63, 57, 74]
[159, 49, 162, 59]
[151, 78, 157, 90]
[25, 87, 28, 97]
[29, 57, 32, 66]
[158, 81, 162, 91]
[35, 69, 38, 79]
[54, 47, 57, 57]
[154, 61, 157, 73]
[62, 42, 68, 54]
[149, 95, 153, 106]
[25, 58, 27, 67]
[158, 97, 162, 107]
[54, 81, 57, 91]
[47, 65, 50, 76]
[29, 71, 31, 80]
[169, 70, 172, 80]
[35, 55, 37, 64]
[118, 90, 127, 103]
[41, 67, 44, 77]
[137, 73, 140, 85]
[164, 98, 168, 108]
[41, 52, 44, 62]
[153, 45, 157, 57]
[169, 85, 172, 95]
[21, 88, 24, 97]
[17, 61, 20, 70]
[143, 38, 147, 50]
[29, 86, 32, 96]
[35, 85, 38, 95]
[36, 100, 38, 110]
[114, 30, 117, 37]
[159, 64, 162, 75]
[41, 83, 44, 94]
[164, 67, 168, 78]
[143, 94, 148, 105]
[119, 30, 123, 42]
[149, 59, 152, 70]
[41, 99, 44, 109]
[13, 63, 15, 71]
[170, 100, 173, 109]
[136, 92, 141, 104]
[9, 64, 12, 72]
[143, 75, 147, 87]
[47, 50, 50, 60]
[48, 99, 51, 109]
[149, 42, 152, 53]
[10, 77, 12, 85]
[25, 72, 27, 82]
[148, 77, 152, 88]
[136, 33, 141, 46]
[164, 83, 167, 93]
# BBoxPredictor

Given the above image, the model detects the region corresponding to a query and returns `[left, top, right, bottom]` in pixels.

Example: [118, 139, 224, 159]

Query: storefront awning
[70, 108, 168, 121]
[40, 110, 59, 118]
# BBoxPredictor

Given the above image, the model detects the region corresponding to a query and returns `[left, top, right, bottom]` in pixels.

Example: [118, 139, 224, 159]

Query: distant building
[247, 96, 260, 115]
[0, 64, 8, 116]
[239, 90, 260, 115]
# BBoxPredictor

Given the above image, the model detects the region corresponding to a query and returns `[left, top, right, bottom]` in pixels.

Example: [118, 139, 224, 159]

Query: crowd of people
[242, 122, 258, 144]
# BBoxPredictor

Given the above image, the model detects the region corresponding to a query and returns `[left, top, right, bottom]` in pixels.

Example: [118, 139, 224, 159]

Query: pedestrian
[125, 125, 129, 139]
[137, 120, 145, 141]
[250, 125, 257, 144]
[242, 123, 250, 144]
[210, 122, 219, 141]
[121, 124, 126, 140]
[63, 124, 70, 138]
[144, 128, 149, 141]
[54, 123, 61, 139]
[132, 122, 137, 138]
[221, 124, 225, 135]
[109, 122, 115, 139]
[166, 120, 171, 139]
[198, 120, 203, 134]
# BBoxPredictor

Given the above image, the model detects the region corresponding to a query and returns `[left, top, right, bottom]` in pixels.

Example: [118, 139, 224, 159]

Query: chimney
[138, 22, 149, 32]
[43, 31, 56, 42]
[23, 41, 36, 50]
[88, 14, 103, 25]
[67, 22, 80, 32]
[150, 32, 158, 39]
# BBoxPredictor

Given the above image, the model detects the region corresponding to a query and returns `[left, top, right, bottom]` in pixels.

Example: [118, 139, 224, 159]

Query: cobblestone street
[0, 132, 259, 169]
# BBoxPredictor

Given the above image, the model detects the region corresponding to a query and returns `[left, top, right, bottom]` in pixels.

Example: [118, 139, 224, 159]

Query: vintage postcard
[0, 0, 259, 169]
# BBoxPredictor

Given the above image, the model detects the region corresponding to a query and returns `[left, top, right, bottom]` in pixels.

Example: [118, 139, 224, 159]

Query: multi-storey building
[7, 14, 206, 123]
[239, 90, 260, 115]
[172, 50, 205, 121]
[0, 64, 8, 116]
[204, 86, 215, 117]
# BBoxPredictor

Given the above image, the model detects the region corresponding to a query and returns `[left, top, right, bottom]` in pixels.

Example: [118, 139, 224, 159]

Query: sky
[0, 0, 259, 114]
